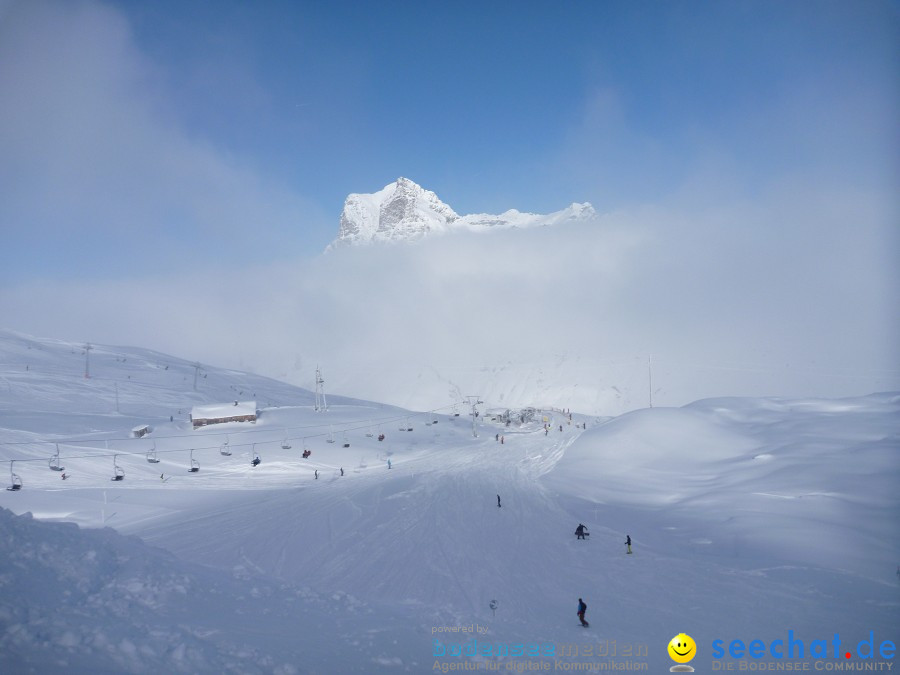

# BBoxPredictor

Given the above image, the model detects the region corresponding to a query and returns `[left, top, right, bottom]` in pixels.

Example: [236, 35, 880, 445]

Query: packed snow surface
[0, 329, 898, 673]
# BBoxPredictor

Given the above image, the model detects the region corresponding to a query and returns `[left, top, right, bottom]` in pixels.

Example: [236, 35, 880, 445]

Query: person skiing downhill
[577, 598, 589, 627]
[625, 535, 632, 554]
[497, 494, 501, 508]
[575, 523, 588, 540]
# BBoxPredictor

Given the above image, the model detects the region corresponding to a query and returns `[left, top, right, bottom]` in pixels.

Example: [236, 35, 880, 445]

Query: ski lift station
[131, 424, 151, 438]
[190, 401, 258, 429]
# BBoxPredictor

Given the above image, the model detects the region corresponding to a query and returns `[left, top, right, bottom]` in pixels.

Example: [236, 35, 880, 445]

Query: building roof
[191, 401, 257, 420]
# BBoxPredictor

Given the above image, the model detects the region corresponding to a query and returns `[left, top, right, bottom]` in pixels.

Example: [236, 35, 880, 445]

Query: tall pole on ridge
[466, 395, 483, 438]
[315, 366, 327, 412]
[84, 343, 93, 379]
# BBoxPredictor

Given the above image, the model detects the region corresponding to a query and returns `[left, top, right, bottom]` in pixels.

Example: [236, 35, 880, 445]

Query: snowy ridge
[330, 177, 596, 247]
[0, 330, 898, 673]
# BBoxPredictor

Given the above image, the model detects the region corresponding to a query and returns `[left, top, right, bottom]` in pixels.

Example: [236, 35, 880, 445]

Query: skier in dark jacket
[575, 524, 588, 540]
[625, 535, 632, 554]
[577, 598, 589, 627]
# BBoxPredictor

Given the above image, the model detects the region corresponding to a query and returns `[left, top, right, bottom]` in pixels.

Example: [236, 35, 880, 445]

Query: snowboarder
[500, 436, 504, 444]
[625, 535, 632, 554]
[160, 473, 164, 481]
[577, 598, 589, 627]
[314, 469, 318, 479]
[495, 433, 499, 442]
[340, 467, 344, 476]
[497, 494, 501, 508]
[387, 458, 392, 469]
[61, 472, 68, 480]
[575, 523, 588, 540]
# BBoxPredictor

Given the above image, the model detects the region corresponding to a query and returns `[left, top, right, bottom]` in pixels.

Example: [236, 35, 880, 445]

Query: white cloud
[0, 0, 321, 279]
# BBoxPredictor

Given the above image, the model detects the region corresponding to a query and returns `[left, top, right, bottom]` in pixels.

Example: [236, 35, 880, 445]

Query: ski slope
[1, 330, 898, 673]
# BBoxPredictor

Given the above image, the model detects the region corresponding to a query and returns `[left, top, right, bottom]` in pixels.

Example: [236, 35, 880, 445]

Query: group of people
[575, 524, 631, 553]
[574, 534, 632, 628]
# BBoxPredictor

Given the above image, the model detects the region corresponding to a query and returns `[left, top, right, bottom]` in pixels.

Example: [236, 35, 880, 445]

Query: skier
[625, 535, 632, 554]
[387, 458, 392, 469]
[495, 433, 499, 442]
[314, 469, 318, 480]
[340, 467, 344, 476]
[61, 472, 68, 480]
[500, 436, 504, 444]
[160, 473, 164, 481]
[575, 523, 588, 540]
[497, 494, 501, 508]
[577, 598, 589, 627]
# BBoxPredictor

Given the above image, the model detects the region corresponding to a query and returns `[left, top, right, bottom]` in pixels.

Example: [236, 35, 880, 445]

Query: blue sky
[1, 0, 896, 281]
[0, 0, 898, 404]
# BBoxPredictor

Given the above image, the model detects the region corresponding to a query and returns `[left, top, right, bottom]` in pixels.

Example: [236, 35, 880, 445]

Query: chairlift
[111, 455, 125, 481]
[146, 442, 160, 463]
[326, 426, 335, 444]
[251, 444, 261, 467]
[7, 461, 22, 491]
[302, 439, 311, 459]
[220, 435, 232, 456]
[342, 432, 350, 448]
[188, 449, 199, 473]
[406, 417, 413, 432]
[281, 430, 292, 449]
[365, 423, 374, 438]
[49, 444, 65, 471]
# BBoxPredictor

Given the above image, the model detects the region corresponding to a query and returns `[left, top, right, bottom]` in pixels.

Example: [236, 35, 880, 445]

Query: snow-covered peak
[334, 177, 460, 247]
[330, 177, 596, 248]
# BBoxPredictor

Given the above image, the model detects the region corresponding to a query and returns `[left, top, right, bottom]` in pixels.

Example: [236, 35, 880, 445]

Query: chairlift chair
[188, 449, 200, 473]
[326, 427, 335, 444]
[111, 455, 125, 481]
[342, 433, 350, 449]
[49, 444, 65, 471]
[251, 444, 261, 467]
[146, 443, 160, 463]
[7, 462, 22, 491]
[281, 439, 292, 450]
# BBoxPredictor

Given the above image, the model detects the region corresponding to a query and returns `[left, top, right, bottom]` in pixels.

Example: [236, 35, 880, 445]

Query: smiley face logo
[668, 633, 696, 664]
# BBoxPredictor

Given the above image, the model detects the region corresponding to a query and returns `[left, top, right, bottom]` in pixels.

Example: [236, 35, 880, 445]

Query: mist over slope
[0, 330, 897, 673]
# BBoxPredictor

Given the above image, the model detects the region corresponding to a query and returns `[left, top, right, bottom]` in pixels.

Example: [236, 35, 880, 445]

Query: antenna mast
[648, 355, 653, 408]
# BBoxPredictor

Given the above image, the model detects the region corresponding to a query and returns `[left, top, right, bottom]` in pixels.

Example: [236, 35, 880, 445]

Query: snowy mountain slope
[330, 177, 596, 247]
[0, 330, 898, 673]
[0, 508, 426, 674]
